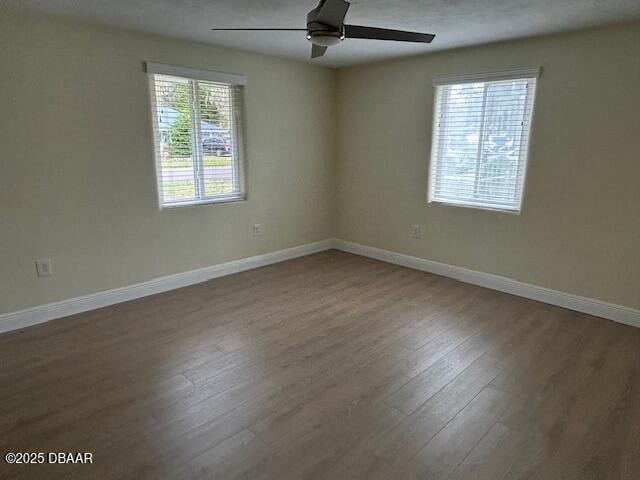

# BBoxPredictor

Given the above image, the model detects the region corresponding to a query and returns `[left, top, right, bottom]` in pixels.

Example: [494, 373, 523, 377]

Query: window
[428, 69, 539, 212]
[147, 62, 246, 208]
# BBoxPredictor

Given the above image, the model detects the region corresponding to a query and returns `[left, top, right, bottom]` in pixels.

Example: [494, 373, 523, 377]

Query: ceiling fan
[211, 0, 435, 59]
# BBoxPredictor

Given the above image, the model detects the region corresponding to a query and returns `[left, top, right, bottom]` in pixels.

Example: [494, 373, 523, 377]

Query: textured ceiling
[4, 0, 640, 67]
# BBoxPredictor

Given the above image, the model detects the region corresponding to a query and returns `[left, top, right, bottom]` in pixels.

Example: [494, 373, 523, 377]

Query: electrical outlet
[411, 225, 422, 239]
[35, 259, 52, 277]
[252, 224, 263, 237]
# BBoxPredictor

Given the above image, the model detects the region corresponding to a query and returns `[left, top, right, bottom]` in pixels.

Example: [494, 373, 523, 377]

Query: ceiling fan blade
[344, 25, 435, 43]
[311, 44, 328, 59]
[211, 28, 306, 31]
[314, 0, 351, 29]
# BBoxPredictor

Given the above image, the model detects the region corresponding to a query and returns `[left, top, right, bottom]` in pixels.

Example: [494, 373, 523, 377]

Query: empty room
[1, 0, 639, 478]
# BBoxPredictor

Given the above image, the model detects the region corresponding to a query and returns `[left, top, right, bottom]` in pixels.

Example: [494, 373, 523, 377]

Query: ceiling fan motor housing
[306, 6, 345, 46]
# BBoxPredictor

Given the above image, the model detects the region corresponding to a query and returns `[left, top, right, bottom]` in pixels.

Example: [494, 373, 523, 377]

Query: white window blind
[428, 69, 539, 212]
[147, 63, 246, 208]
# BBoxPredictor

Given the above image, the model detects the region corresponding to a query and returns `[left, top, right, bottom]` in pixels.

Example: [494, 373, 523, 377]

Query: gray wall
[0, 12, 337, 313]
[336, 23, 640, 309]
[1, 11, 638, 315]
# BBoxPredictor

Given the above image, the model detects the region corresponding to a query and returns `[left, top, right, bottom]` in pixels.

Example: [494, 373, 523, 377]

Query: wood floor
[1, 250, 639, 480]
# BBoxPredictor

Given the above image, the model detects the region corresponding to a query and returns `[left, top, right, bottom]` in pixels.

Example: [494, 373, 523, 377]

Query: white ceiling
[4, 0, 640, 67]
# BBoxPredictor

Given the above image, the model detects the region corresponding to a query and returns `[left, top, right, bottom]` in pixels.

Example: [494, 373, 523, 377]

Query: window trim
[432, 67, 541, 86]
[160, 193, 247, 209]
[146, 62, 247, 209]
[427, 68, 541, 214]
[146, 62, 247, 86]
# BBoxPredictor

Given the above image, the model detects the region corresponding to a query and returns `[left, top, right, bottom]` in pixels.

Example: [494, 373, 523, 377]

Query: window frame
[427, 68, 541, 214]
[146, 62, 247, 209]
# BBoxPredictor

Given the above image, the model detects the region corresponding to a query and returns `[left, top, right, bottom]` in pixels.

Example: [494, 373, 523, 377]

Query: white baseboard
[2, 238, 637, 334]
[333, 239, 640, 329]
[0, 239, 334, 334]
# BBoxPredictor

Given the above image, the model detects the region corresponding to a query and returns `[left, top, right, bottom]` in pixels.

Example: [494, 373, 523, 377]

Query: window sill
[160, 195, 246, 210]
[428, 199, 521, 215]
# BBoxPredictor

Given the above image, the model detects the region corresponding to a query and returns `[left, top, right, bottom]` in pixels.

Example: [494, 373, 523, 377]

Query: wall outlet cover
[35, 259, 52, 277]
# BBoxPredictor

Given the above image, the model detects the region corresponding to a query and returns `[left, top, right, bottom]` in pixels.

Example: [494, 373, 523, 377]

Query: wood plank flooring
[1, 250, 638, 479]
